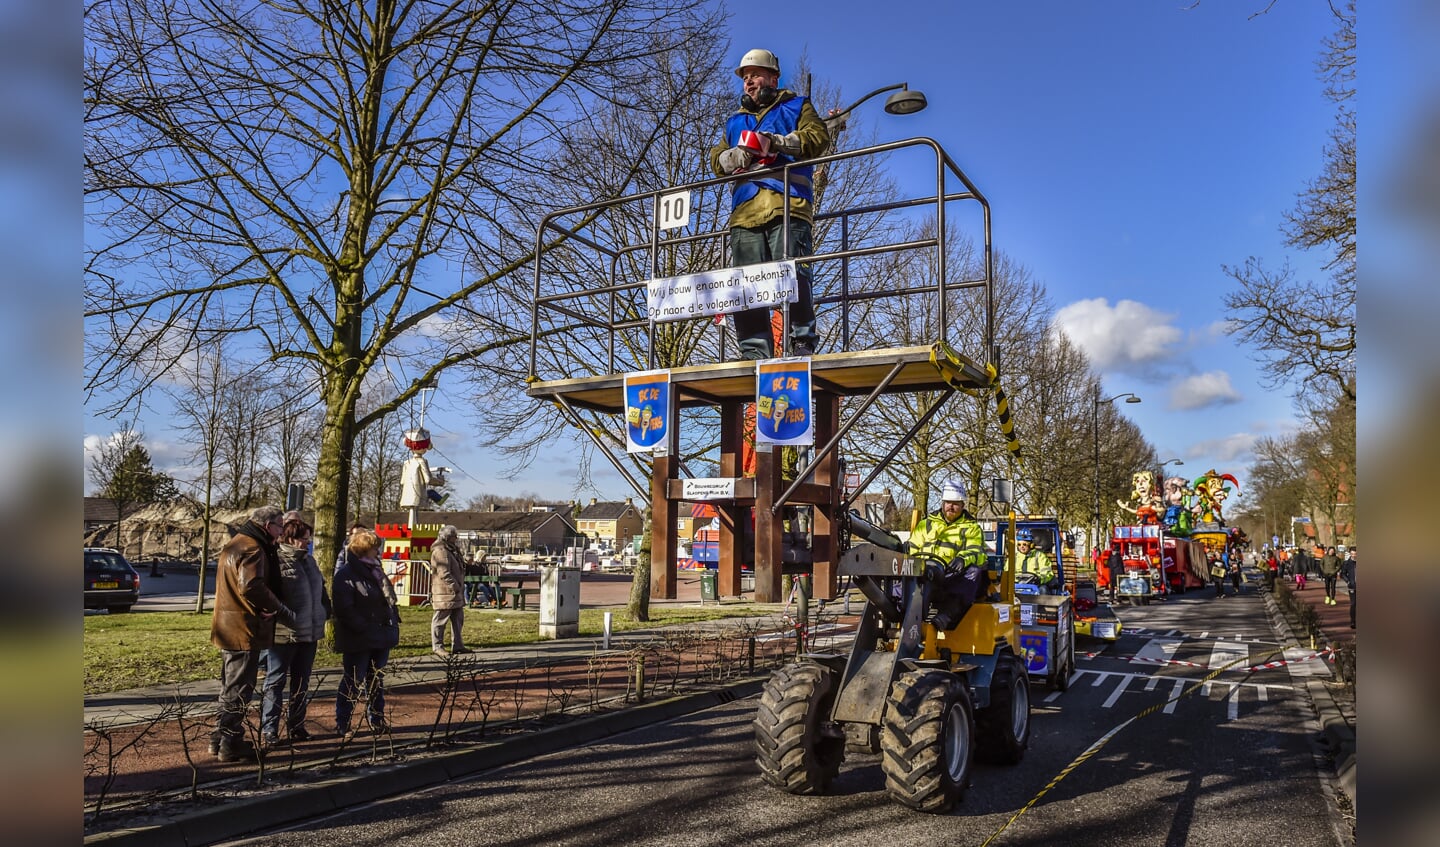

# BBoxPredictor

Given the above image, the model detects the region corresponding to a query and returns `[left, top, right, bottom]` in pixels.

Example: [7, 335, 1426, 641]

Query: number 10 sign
[657, 190, 691, 232]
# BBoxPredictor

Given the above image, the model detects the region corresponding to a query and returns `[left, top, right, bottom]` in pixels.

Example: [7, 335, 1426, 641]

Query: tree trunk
[626, 506, 652, 622]
[312, 381, 359, 589]
[195, 461, 213, 614]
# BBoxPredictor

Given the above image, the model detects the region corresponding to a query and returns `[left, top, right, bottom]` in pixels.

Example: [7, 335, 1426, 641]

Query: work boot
[216, 738, 258, 763]
[930, 612, 955, 632]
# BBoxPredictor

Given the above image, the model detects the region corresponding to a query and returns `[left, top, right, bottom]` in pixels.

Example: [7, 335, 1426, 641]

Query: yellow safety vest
[1018, 549, 1055, 583]
[907, 511, 985, 569]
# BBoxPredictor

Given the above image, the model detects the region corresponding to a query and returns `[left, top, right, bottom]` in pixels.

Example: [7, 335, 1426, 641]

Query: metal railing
[526, 137, 993, 382]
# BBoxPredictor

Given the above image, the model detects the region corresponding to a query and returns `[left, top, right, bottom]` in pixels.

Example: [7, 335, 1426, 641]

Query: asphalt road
[224, 586, 1350, 846]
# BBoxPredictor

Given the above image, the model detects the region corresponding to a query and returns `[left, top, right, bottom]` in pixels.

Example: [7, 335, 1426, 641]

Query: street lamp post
[1157, 457, 1184, 486]
[1093, 387, 1142, 556]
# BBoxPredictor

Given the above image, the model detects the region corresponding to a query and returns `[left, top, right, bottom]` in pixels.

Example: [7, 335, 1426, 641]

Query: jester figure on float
[1191, 469, 1240, 526]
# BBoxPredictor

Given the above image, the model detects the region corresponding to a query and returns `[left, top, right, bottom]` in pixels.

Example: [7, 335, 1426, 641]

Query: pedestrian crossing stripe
[979, 643, 1289, 847]
[1083, 641, 1335, 673]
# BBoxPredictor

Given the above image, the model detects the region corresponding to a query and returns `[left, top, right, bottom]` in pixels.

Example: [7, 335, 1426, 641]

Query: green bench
[505, 587, 541, 610]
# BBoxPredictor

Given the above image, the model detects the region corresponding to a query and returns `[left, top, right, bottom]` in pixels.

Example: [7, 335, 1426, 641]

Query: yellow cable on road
[976, 646, 1286, 847]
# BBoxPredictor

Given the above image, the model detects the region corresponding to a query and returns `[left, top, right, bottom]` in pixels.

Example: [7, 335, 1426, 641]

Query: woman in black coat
[332, 529, 401, 738]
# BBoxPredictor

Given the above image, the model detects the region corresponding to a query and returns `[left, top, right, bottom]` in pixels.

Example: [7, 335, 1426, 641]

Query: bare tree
[267, 388, 323, 504]
[164, 343, 240, 611]
[1224, 1, 1355, 402]
[86, 0, 723, 582]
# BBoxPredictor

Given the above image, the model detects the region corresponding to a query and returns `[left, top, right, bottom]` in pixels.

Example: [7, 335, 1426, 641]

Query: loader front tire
[881, 669, 974, 813]
[977, 656, 1031, 765]
[754, 661, 844, 794]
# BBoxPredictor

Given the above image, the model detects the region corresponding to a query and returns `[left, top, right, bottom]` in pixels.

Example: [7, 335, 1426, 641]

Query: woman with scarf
[332, 529, 400, 739]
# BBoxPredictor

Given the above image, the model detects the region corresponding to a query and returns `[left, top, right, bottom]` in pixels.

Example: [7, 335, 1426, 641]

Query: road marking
[1209, 640, 1249, 675]
[1102, 674, 1134, 708]
[1144, 676, 1160, 691]
[1163, 678, 1185, 714]
[1133, 637, 1182, 668]
[1227, 683, 1241, 720]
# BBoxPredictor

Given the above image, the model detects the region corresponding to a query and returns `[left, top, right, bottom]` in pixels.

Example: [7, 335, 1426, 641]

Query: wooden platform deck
[525, 344, 990, 412]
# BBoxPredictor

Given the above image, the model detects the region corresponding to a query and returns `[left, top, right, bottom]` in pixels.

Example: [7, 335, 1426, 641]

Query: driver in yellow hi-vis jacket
[1015, 528, 1059, 590]
[907, 480, 987, 631]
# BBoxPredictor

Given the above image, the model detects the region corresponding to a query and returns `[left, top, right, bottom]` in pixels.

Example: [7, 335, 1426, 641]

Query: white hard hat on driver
[941, 480, 967, 502]
[735, 48, 780, 77]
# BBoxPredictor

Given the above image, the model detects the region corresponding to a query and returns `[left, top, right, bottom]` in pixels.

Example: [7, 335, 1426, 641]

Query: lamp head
[1124, 395, 1141, 404]
[884, 88, 927, 115]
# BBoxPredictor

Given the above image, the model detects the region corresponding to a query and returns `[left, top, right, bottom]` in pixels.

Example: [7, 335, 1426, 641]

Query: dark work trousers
[217, 648, 262, 741]
[1349, 587, 1356, 627]
[931, 564, 985, 627]
[1323, 574, 1339, 602]
[730, 217, 817, 360]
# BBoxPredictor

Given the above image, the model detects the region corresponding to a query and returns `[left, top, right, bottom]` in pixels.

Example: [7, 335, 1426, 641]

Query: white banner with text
[645, 260, 797, 323]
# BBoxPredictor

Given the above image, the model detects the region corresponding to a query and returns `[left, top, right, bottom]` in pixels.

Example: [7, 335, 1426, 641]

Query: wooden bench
[505, 587, 541, 610]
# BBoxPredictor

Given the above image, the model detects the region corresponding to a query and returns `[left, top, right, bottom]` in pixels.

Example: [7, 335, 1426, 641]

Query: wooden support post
[651, 450, 677, 600]
[754, 441, 784, 603]
[718, 400, 744, 598]
[650, 382, 680, 600]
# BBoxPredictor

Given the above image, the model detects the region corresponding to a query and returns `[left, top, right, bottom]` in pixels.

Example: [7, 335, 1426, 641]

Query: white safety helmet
[735, 48, 780, 77]
[941, 480, 967, 502]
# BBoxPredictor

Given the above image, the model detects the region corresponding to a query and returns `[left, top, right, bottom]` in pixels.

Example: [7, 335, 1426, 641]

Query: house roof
[84, 497, 147, 523]
[377, 510, 576, 534]
[577, 501, 638, 520]
[853, 491, 896, 509]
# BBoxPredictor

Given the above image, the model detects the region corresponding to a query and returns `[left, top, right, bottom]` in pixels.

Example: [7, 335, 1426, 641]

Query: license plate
[93, 581, 118, 589]
[1093, 621, 1116, 639]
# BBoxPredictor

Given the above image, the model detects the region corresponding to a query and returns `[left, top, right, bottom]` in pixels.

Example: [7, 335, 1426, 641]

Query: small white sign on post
[656, 190, 692, 232]
[681, 478, 737, 501]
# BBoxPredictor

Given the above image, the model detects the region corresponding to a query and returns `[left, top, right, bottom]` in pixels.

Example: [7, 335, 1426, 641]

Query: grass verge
[84, 604, 768, 695]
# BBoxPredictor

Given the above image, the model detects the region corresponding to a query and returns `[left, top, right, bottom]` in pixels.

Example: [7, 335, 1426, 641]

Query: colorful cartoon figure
[1191, 469, 1240, 525]
[1161, 475, 1194, 535]
[1117, 470, 1162, 523]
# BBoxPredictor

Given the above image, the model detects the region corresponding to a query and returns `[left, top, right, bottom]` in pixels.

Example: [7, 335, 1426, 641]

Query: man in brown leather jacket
[209, 505, 295, 761]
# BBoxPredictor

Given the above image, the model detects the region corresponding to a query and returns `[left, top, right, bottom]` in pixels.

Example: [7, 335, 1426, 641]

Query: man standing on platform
[711, 48, 829, 360]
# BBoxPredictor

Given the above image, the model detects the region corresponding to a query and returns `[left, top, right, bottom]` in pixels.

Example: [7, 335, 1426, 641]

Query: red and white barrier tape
[1082, 647, 1335, 671]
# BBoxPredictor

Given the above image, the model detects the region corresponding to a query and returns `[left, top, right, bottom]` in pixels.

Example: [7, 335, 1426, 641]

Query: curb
[1262, 589, 1356, 812]
[85, 677, 766, 847]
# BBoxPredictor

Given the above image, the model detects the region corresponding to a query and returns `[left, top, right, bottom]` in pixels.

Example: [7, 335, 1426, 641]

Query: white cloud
[1190, 320, 1237, 344]
[1169, 371, 1243, 410]
[1185, 432, 1258, 464]
[1052, 298, 1182, 372]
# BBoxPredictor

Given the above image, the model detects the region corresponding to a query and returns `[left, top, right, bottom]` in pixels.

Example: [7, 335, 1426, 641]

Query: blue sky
[731, 1, 1340, 489]
[84, 1, 1351, 507]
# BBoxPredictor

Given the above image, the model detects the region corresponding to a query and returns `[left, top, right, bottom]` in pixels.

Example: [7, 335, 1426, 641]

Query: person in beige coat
[427, 525, 467, 655]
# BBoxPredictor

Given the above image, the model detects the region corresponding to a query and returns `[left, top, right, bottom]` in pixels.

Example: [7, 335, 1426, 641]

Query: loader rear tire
[977, 656, 1031, 765]
[880, 669, 974, 813]
[754, 661, 844, 795]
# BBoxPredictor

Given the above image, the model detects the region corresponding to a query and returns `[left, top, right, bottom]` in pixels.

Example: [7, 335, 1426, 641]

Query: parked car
[85, 547, 140, 613]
